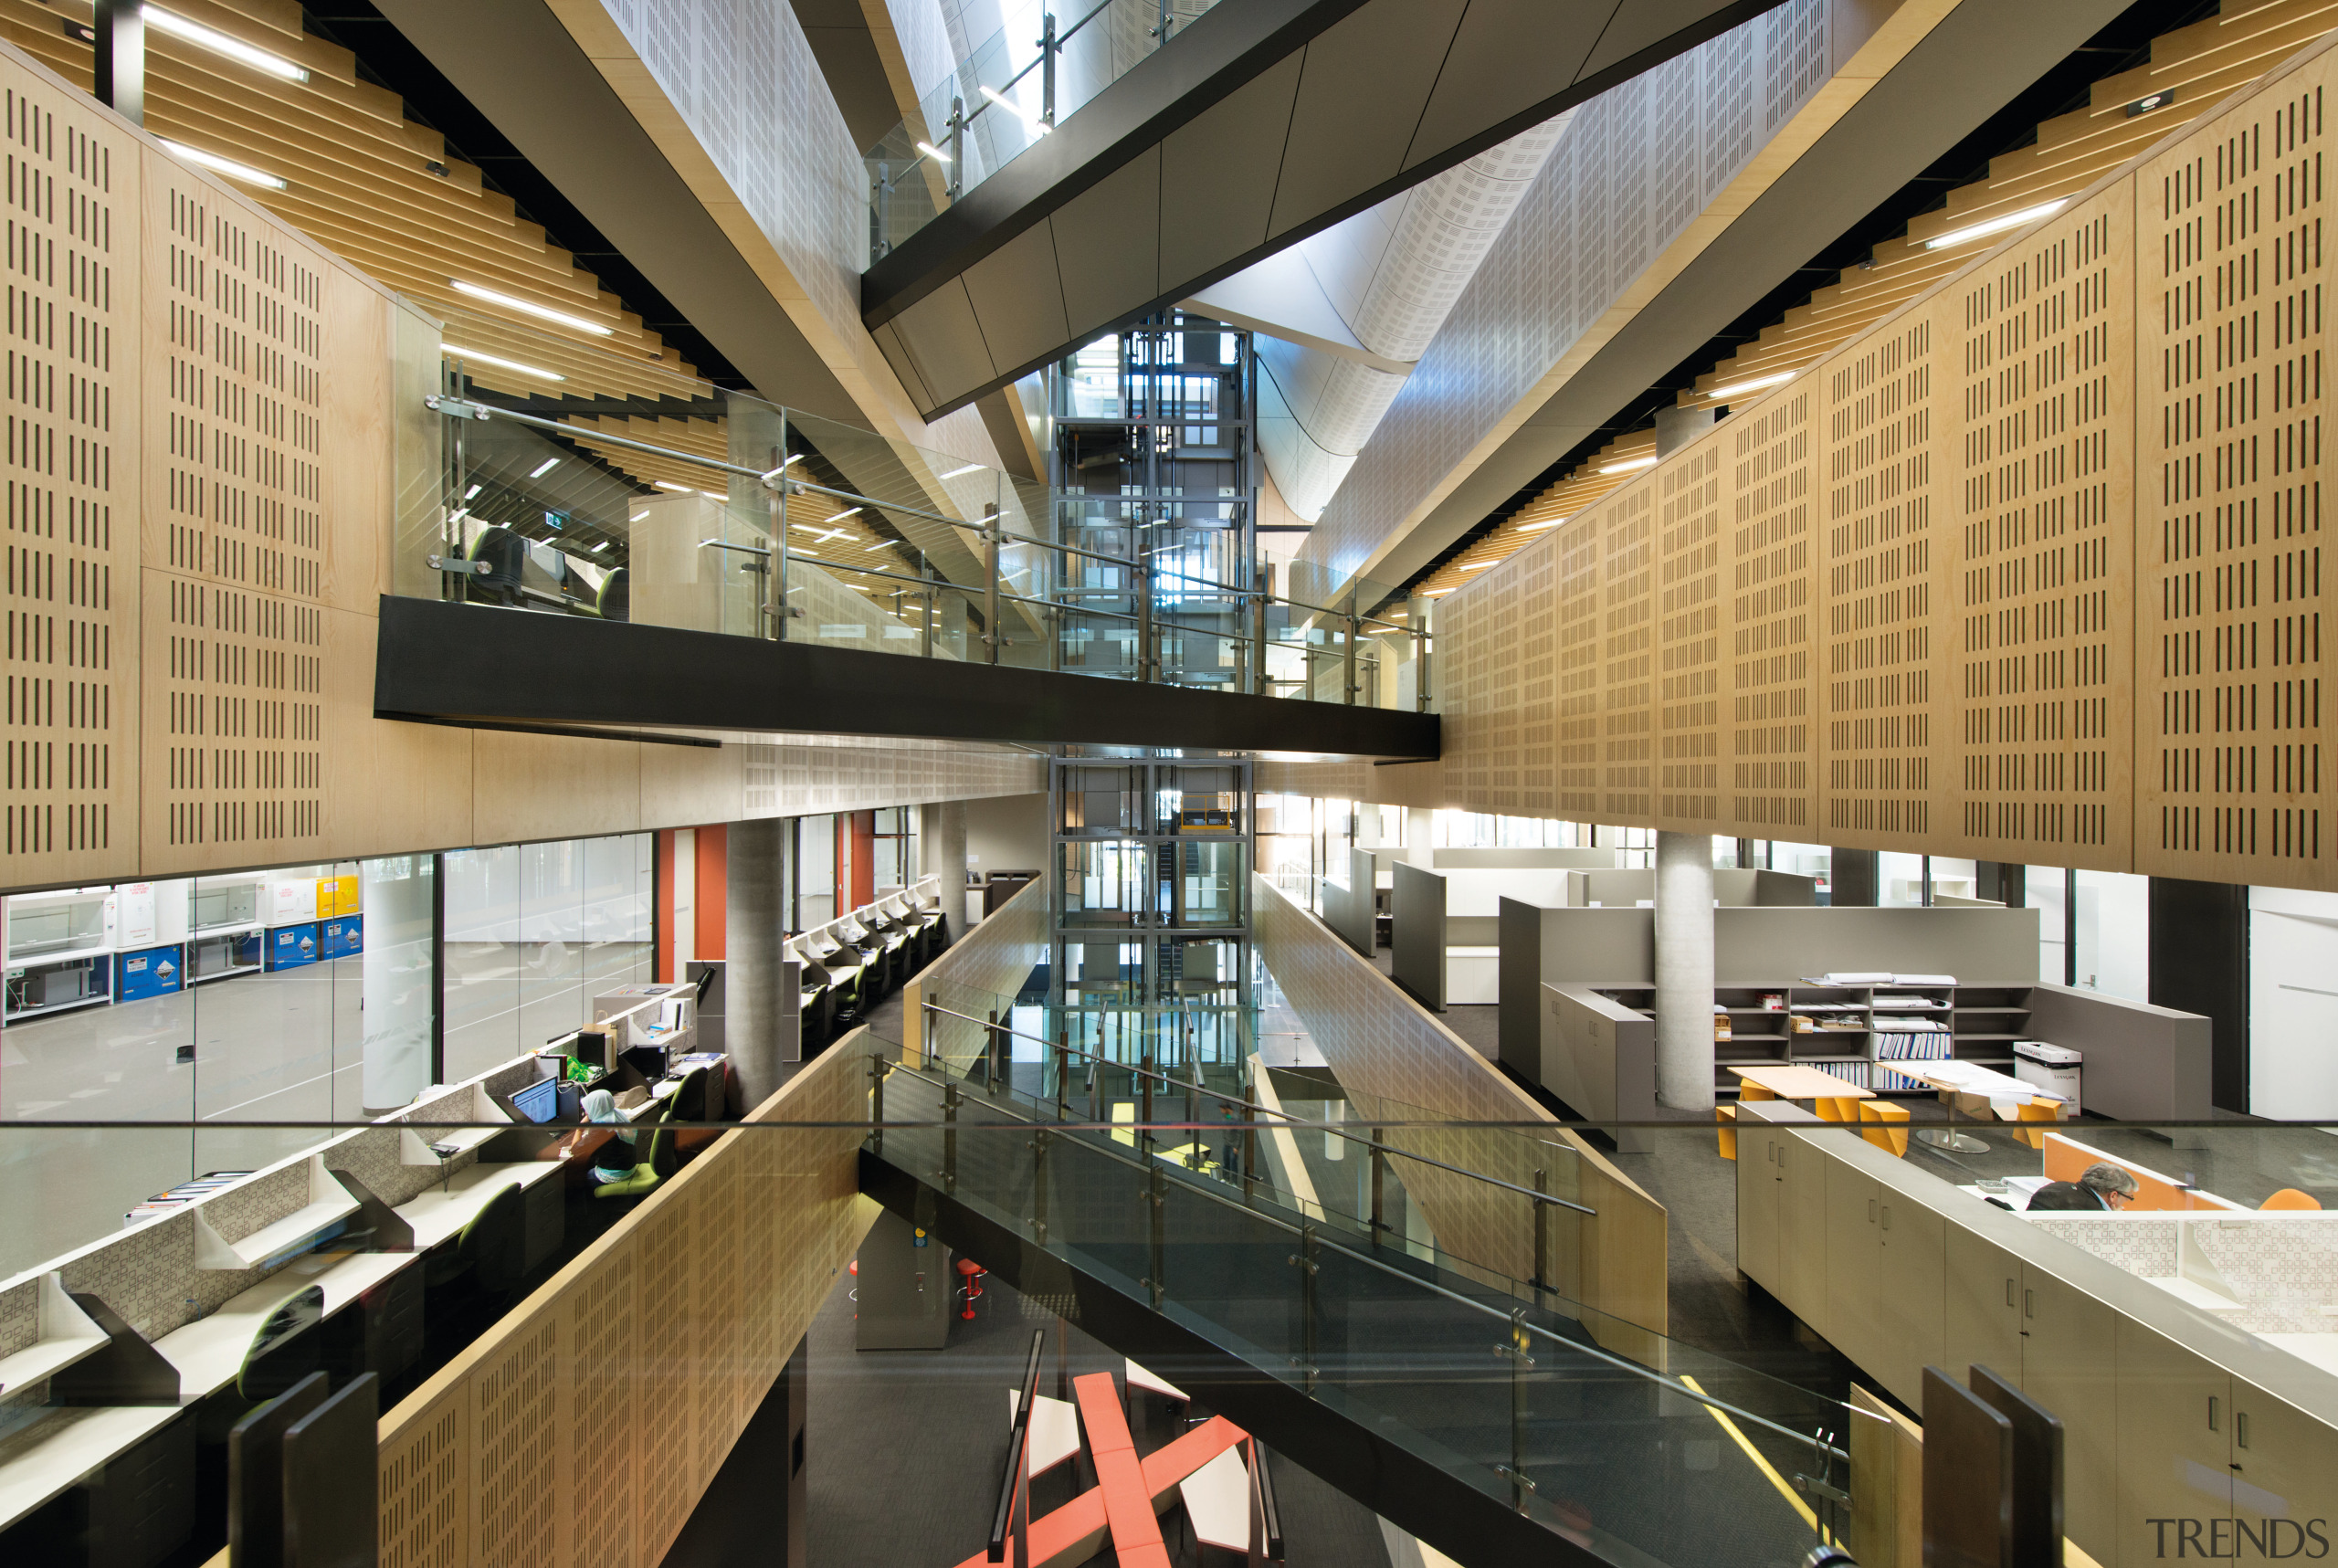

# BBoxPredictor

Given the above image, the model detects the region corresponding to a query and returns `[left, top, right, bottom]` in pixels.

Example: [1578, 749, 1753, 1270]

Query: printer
[2012, 1039, 2081, 1114]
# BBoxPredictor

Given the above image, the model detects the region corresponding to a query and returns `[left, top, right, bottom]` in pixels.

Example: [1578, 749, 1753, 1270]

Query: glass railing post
[1040, 12, 1057, 128]
[1031, 1129, 1051, 1243]
[1136, 563, 1153, 681]
[1343, 588, 1359, 705]
[1503, 1309, 1536, 1515]
[1145, 1164, 1165, 1310]
[949, 96, 964, 202]
[1241, 1125, 1258, 1204]
[943, 1080, 959, 1192]
[774, 446, 793, 641]
[986, 1007, 1006, 1088]
[984, 504, 1002, 665]
[1290, 1224, 1319, 1394]
[922, 997, 938, 1068]
[1532, 1167, 1549, 1290]
[1369, 1128, 1386, 1240]
[1416, 626, 1430, 711]
[1138, 1054, 1154, 1154]
[869, 1054, 886, 1153]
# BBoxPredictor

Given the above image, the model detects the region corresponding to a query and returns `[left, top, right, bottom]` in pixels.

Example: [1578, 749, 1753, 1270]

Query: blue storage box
[267, 922, 321, 971]
[118, 944, 184, 1001]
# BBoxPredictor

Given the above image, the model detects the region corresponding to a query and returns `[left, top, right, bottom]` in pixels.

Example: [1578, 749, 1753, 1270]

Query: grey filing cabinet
[1732, 1100, 2338, 1565]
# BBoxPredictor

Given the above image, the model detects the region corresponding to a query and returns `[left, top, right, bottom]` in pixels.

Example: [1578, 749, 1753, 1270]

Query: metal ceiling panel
[1402, 0, 1612, 171]
[871, 321, 934, 414]
[1266, 0, 1470, 241]
[961, 222, 1074, 379]
[890, 279, 998, 406]
[1574, 0, 1766, 82]
[1157, 52, 1306, 290]
[1050, 149, 1164, 341]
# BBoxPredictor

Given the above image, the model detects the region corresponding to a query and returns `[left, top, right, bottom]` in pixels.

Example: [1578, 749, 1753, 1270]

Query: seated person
[559, 1089, 640, 1185]
[2026, 1162, 2140, 1211]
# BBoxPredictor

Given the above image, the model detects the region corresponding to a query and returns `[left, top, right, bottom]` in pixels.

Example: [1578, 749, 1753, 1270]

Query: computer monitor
[511, 1076, 560, 1125]
[575, 1026, 610, 1070]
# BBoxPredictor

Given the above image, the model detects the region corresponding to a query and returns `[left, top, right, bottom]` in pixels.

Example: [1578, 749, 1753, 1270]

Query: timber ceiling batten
[0, 0, 698, 390]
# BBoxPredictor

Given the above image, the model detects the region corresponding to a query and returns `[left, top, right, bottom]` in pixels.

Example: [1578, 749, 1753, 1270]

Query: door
[1779, 1132, 1831, 1327]
[2116, 1319, 2231, 1566]
[1826, 1161, 1880, 1373]
[1737, 1122, 1782, 1286]
[1873, 1191, 1944, 1408]
[2230, 1382, 2338, 1562]
[1943, 1225, 2023, 1392]
[2019, 1268, 2122, 1563]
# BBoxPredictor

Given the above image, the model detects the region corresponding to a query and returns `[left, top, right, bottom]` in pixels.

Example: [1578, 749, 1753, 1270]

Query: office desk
[155, 1249, 416, 1402]
[1730, 1065, 1873, 1103]
[0, 1403, 181, 1533]
[396, 1160, 565, 1249]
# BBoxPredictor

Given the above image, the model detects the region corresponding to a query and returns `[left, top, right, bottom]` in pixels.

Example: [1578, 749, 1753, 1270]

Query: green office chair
[595, 566, 628, 622]
[593, 1100, 674, 1201]
[423, 1181, 528, 1296]
[459, 526, 526, 606]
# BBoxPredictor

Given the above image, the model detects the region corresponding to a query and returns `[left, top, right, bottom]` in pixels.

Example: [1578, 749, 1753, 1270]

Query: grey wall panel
[961, 223, 1072, 375]
[871, 321, 934, 412]
[2024, 984, 2213, 1123]
[891, 280, 997, 403]
[1051, 150, 1164, 338]
[1158, 53, 1306, 288]
[1497, 895, 1547, 1077]
[1266, 0, 1469, 241]
[1322, 847, 1378, 957]
[1390, 859, 1447, 1010]
[1711, 907, 2041, 984]
[1159, 54, 1309, 285]
[1749, 869, 1820, 907]
[1537, 908, 1657, 985]
[1402, 0, 1607, 169]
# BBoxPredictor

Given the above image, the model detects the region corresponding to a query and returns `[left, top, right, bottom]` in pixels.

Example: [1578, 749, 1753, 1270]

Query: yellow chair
[1858, 1100, 1910, 1157]
[2010, 1099, 2064, 1152]
[2261, 1188, 2323, 1210]
[1738, 1081, 1776, 1102]
[1716, 1104, 1738, 1161]
[1815, 1096, 1859, 1124]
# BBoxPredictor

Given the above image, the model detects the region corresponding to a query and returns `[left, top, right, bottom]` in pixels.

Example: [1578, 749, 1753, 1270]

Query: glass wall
[441, 835, 654, 1083]
[2025, 866, 2148, 998]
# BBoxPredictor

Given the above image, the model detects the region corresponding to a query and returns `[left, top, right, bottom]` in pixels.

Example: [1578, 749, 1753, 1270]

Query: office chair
[594, 1101, 677, 1201]
[460, 526, 527, 606]
[669, 1066, 711, 1126]
[595, 566, 629, 622]
[422, 1181, 529, 1297]
[2262, 1188, 2323, 1210]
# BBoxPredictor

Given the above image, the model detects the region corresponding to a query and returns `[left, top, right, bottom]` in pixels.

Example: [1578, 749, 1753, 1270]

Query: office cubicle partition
[1389, 861, 1447, 1012]
[1321, 848, 1377, 960]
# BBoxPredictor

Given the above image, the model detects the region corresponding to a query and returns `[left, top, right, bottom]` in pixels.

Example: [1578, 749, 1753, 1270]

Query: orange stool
[2262, 1188, 2323, 1210]
[1858, 1100, 1910, 1157]
[1716, 1104, 1738, 1161]
[2011, 1099, 2065, 1151]
[1815, 1096, 1860, 1124]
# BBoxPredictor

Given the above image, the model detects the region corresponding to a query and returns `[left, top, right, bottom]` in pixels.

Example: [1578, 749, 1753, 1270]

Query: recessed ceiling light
[443, 344, 565, 383]
[463, 483, 482, 500]
[528, 458, 560, 479]
[159, 140, 284, 190]
[1597, 456, 1658, 475]
[147, 8, 309, 81]
[1709, 370, 1795, 400]
[1923, 200, 2068, 251]
[449, 279, 614, 336]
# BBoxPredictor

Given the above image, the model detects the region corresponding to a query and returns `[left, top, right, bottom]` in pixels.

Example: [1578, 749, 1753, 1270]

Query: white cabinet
[2019, 1268, 2122, 1563]
[2230, 1382, 2338, 1562]
[1943, 1226, 2023, 1394]
[1737, 1122, 1782, 1285]
[1826, 1160, 1880, 1372]
[1873, 1192, 1944, 1408]
[1778, 1131, 1829, 1327]
[2116, 1320, 2232, 1567]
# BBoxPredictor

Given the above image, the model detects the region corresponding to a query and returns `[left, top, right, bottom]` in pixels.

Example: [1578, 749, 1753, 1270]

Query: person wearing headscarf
[565, 1088, 638, 1185]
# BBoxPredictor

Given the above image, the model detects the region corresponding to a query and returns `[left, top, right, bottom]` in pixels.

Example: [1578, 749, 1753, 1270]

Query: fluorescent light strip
[528, 458, 560, 479]
[146, 8, 309, 81]
[1923, 200, 2068, 251]
[1459, 561, 1492, 571]
[655, 480, 693, 493]
[827, 507, 864, 521]
[1518, 519, 1561, 532]
[591, 541, 609, 552]
[630, 511, 649, 523]
[159, 140, 284, 191]
[463, 483, 483, 500]
[449, 279, 614, 337]
[1709, 370, 1795, 400]
[980, 85, 1050, 133]
[917, 141, 952, 164]
[1596, 456, 1658, 475]
[941, 462, 985, 479]
[443, 344, 565, 383]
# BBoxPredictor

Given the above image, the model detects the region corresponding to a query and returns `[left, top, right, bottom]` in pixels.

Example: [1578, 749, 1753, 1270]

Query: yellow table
[1730, 1064, 1873, 1106]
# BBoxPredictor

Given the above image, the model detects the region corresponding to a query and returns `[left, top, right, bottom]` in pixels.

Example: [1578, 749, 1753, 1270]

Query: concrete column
[727, 818, 789, 1106]
[1654, 831, 1716, 1112]
[1404, 805, 1435, 866]
[921, 799, 969, 928]
[1829, 848, 1880, 907]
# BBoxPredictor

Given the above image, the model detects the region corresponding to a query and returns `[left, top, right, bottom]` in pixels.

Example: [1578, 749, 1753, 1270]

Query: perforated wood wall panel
[0, 78, 138, 885]
[379, 1384, 465, 1568]
[140, 150, 326, 871]
[2137, 60, 2336, 886]
[1418, 33, 2338, 893]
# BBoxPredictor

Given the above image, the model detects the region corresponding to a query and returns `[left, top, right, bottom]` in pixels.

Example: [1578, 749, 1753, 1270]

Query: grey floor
[805, 1255, 1392, 1568]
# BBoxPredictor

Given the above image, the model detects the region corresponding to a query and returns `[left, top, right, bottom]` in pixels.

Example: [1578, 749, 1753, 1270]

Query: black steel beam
[374, 595, 1439, 758]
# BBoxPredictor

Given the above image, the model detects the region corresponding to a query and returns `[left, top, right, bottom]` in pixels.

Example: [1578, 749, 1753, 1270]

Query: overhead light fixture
[759, 453, 805, 480]
[448, 279, 614, 336]
[917, 141, 952, 163]
[528, 457, 560, 479]
[1424, 587, 1453, 597]
[591, 541, 609, 552]
[655, 480, 693, 492]
[147, 8, 310, 81]
[789, 522, 825, 533]
[448, 508, 469, 524]
[980, 85, 1050, 133]
[1709, 370, 1795, 400]
[463, 483, 483, 500]
[158, 140, 284, 190]
[442, 344, 565, 383]
[1923, 200, 2067, 251]
[827, 507, 863, 521]
[629, 511, 648, 523]
[1597, 456, 1658, 475]
[941, 462, 985, 479]
[1459, 561, 1492, 571]
[2125, 89, 2175, 118]
[699, 489, 726, 500]
[1518, 519, 1561, 532]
